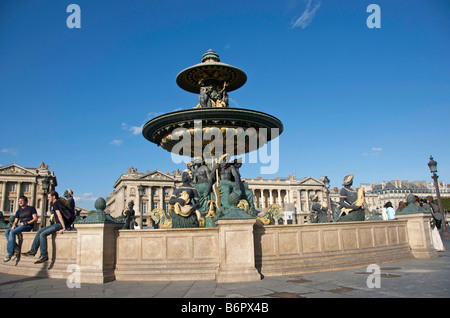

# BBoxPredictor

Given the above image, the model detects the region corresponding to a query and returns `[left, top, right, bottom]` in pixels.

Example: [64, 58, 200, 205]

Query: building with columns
[106, 167, 183, 220]
[105, 166, 450, 225]
[359, 179, 450, 212]
[244, 174, 327, 223]
[4, 162, 447, 225]
[105, 167, 328, 224]
[0, 163, 57, 219]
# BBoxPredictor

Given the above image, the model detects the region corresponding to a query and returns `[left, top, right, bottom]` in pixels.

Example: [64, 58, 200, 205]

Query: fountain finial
[201, 49, 220, 63]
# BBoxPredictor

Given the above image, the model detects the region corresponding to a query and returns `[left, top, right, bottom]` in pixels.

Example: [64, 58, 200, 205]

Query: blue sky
[1, 0, 449, 209]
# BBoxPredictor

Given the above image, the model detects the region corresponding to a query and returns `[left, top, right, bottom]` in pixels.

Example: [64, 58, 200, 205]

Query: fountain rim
[142, 107, 283, 145]
[176, 61, 248, 94]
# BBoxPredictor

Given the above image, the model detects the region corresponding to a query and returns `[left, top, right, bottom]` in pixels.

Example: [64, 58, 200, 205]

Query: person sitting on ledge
[22, 191, 67, 264]
[4, 196, 37, 262]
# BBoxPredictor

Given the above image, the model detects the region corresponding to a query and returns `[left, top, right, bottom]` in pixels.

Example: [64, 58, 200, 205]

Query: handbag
[429, 203, 442, 229]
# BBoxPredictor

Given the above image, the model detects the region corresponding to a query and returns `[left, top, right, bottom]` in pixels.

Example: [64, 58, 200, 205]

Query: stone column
[216, 215, 260, 283]
[397, 212, 438, 259]
[277, 189, 281, 205]
[15, 181, 22, 210]
[160, 186, 164, 210]
[148, 186, 153, 211]
[305, 190, 310, 211]
[30, 182, 36, 207]
[1, 182, 7, 212]
[75, 198, 124, 284]
[259, 189, 266, 209]
[269, 189, 273, 205]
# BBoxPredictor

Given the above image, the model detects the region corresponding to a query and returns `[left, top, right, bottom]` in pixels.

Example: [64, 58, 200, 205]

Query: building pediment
[139, 170, 176, 181]
[298, 177, 323, 187]
[0, 164, 37, 176]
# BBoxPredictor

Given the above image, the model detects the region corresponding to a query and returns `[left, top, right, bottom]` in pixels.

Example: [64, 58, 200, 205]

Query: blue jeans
[29, 223, 63, 258]
[5, 225, 32, 255]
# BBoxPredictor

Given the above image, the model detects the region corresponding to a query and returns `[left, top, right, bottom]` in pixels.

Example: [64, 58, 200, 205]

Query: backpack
[55, 198, 76, 226]
[429, 203, 442, 230]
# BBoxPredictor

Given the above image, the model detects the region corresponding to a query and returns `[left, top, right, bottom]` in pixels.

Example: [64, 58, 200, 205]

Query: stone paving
[0, 240, 448, 299]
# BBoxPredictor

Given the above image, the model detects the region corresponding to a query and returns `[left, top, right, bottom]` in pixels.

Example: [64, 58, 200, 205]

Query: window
[152, 188, 158, 195]
[142, 202, 147, 214]
[164, 188, 170, 196]
[24, 184, 30, 193]
[152, 202, 158, 210]
[9, 183, 15, 192]
[8, 200, 14, 212]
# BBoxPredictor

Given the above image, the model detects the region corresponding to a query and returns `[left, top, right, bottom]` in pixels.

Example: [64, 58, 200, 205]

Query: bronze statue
[205, 154, 255, 215]
[192, 157, 211, 185]
[216, 82, 229, 107]
[63, 189, 75, 211]
[169, 170, 203, 228]
[207, 154, 242, 194]
[194, 80, 229, 108]
[310, 193, 329, 223]
[397, 194, 427, 214]
[122, 201, 136, 230]
[197, 82, 211, 108]
[335, 174, 366, 222]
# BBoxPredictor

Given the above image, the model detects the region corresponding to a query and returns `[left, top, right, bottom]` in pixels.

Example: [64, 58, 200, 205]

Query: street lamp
[41, 177, 50, 228]
[427, 156, 449, 238]
[138, 185, 144, 229]
[323, 176, 331, 221]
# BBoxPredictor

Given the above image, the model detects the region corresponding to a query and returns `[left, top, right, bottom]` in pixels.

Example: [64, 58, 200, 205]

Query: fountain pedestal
[216, 217, 260, 283]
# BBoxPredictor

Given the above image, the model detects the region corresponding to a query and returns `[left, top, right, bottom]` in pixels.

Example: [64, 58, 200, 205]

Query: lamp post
[323, 176, 331, 221]
[138, 185, 144, 230]
[41, 177, 50, 228]
[427, 156, 449, 239]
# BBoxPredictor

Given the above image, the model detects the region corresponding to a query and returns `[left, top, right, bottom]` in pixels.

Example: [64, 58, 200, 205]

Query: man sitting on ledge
[3, 196, 37, 262]
[22, 191, 67, 264]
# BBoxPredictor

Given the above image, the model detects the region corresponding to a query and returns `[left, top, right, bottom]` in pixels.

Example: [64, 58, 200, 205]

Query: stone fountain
[143, 50, 283, 228]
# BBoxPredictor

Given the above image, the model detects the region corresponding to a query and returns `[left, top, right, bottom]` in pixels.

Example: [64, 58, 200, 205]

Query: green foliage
[438, 197, 450, 211]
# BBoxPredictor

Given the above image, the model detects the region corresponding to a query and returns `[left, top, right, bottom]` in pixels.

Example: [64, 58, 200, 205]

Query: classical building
[0, 163, 57, 219]
[326, 179, 450, 218]
[360, 179, 450, 212]
[106, 167, 450, 225]
[106, 167, 184, 221]
[0, 162, 93, 224]
[105, 167, 329, 224]
[244, 174, 328, 223]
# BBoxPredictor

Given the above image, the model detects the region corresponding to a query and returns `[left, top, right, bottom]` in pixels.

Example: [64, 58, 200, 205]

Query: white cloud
[74, 192, 97, 203]
[291, 0, 321, 29]
[363, 147, 382, 156]
[146, 111, 164, 118]
[110, 139, 123, 146]
[229, 97, 240, 108]
[1, 148, 18, 156]
[122, 123, 143, 135]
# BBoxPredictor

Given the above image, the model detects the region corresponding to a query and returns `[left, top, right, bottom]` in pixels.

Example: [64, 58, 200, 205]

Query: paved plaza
[0, 240, 448, 300]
